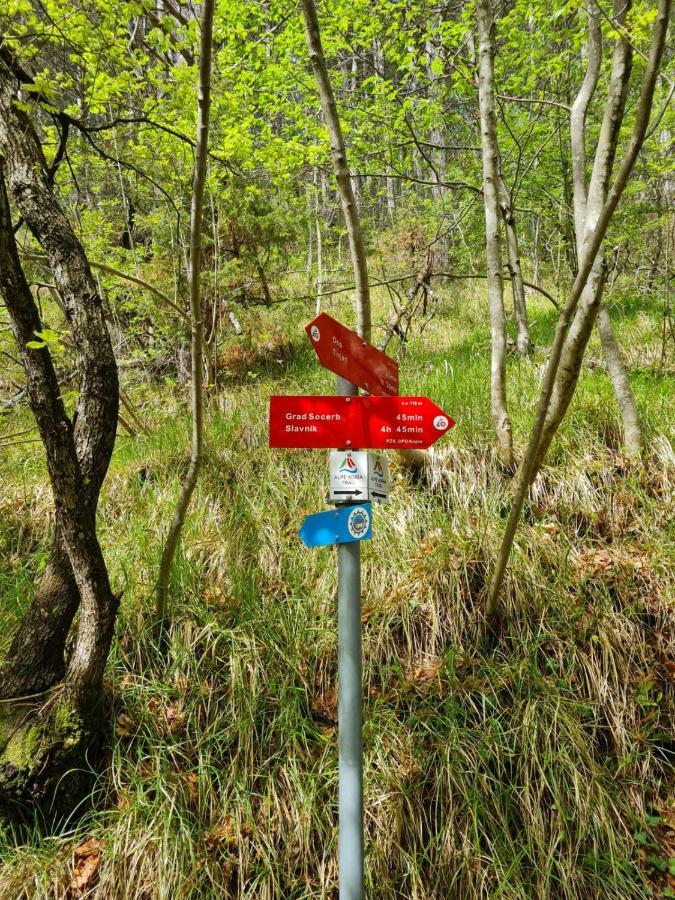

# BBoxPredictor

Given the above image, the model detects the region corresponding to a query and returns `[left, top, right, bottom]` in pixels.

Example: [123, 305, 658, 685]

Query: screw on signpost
[335, 374, 363, 900]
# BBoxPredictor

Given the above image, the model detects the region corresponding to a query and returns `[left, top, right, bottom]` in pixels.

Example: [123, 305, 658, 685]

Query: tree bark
[0, 45, 119, 705]
[499, 173, 531, 353]
[315, 175, 324, 316]
[0, 160, 117, 760]
[0, 530, 78, 698]
[156, 0, 214, 631]
[300, 0, 371, 342]
[0, 175, 103, 809]
[596, 302, 642, 455]
[476, 0, 513, 467]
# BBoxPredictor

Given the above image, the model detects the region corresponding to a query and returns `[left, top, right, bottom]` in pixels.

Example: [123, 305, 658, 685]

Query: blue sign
[299, 503, 373, 547]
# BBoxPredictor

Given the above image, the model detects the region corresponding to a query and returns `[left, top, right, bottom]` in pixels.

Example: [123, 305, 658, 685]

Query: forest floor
[0, 281, 673, 899]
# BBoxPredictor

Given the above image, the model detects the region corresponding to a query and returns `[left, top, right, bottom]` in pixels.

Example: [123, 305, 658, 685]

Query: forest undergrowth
[0, 283, 673, 899]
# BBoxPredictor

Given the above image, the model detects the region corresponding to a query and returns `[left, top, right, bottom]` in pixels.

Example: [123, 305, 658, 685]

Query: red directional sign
[269, 395, 454, 449]
[305, 313, 399, 396]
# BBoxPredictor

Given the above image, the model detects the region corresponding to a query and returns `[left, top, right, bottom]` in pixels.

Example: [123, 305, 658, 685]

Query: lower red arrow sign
[269, 396, 455, 449]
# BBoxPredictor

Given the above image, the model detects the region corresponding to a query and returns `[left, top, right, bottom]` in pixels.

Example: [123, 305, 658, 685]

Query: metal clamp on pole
[335, 374, 364, 900]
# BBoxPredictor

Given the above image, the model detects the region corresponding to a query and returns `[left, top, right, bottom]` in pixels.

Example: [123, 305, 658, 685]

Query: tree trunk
[534, 0, 635, 470]
[596, 302, 642, 456]
[0, 530, 79, 698]
[499, 174, 531, 354]
[485, 0, 670, 620]
[156, 0, 215, 632]
[566, 0, 642, 457]
[0, 47, 119, 707]
[476, 0, 513, 467]
[0, 163, 118, 808]
[300, 0, 371, 342]
[315, 178, 324, 316]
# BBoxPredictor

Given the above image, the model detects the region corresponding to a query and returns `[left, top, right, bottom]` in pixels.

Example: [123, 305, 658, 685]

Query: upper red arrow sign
[305, 313, 399, 396]
[269, 395, 455, 449]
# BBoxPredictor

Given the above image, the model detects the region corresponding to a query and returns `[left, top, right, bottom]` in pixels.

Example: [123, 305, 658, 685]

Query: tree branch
[21, 253, 188, 322]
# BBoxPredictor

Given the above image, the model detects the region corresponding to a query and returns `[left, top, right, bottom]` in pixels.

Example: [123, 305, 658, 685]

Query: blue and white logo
[347, 506, 370, 538]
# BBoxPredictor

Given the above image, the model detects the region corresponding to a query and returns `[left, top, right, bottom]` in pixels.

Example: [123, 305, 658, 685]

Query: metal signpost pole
[336, 374, 363, 900]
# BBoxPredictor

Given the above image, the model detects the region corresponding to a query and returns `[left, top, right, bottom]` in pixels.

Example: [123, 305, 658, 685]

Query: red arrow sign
[305, 313, 399, 396]
[269, 396, 455, 449]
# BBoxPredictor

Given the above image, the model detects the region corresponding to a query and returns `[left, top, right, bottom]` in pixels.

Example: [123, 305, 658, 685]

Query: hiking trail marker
[268, 395, 454, 450]
[299, 503, 373, 547]
[306, 312, 399, 396]
[269, 313, 454, 900]
[329, 450, 389, 503]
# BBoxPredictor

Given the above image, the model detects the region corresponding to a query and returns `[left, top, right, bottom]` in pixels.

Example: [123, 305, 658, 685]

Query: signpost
[306, 312, 399, 396]
[269, 395, 455, 450]
[269, 314, 454, 900]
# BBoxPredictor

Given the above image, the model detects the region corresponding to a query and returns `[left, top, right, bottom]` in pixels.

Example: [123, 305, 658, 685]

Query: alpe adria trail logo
[339, 453, 359, 474]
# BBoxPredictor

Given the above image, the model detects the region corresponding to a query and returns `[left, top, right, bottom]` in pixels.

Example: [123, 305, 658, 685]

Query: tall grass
[0, 283, 672, 898]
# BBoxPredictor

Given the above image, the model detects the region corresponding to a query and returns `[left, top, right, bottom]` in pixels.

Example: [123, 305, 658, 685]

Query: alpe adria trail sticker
[329, 450, 390, 503]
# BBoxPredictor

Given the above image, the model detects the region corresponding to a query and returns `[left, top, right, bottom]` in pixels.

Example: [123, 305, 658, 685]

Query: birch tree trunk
[533, 0, 635, 471]
[569, 0, 642, 458]
[300, 0, 371, 342]
[486, 0, 670, 620]
[156, 0, 215, 631]
[476, 0, 513, 467]
[499, 173, 531, 354]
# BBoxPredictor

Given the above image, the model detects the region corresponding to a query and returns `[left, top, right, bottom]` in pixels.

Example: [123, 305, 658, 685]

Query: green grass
[0, 280, 673, 898]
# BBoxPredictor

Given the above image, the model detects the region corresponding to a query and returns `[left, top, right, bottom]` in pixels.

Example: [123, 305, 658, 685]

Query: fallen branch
[21, 253, 188, 322]
[433, 272, 560, 309]
[260, 270, 559, 310]
[380, 260, 432, 352]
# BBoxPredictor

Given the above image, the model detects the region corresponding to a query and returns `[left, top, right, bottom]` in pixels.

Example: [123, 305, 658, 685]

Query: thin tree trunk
[476, 0, 513, 467]
[300, 0, 371, 342]
[535, 0, 635, 470]
[306, 185, 313, 276]
[570, 0, 602, 243]
[315, 186, 323, 316]
[596, 303, 642, 455]
[486, 0, 670, 621]
[499, 174, 531, 353]
[568, 0, 642, 456]
[156, 0, 214, 630]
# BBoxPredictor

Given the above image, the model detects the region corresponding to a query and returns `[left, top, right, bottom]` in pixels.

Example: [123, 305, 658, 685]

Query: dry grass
[0, 284, 673, 898]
